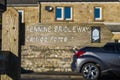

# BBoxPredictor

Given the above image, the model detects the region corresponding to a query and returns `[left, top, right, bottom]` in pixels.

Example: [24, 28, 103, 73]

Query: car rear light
[75, 50, 85, 58]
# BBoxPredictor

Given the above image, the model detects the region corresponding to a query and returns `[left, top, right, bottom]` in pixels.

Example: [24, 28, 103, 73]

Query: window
[64, 7, 72, 20]
[56, 7, 64, 20]
[56, 7, 72, 21]
[94, 7, 102, 20]
[18, 10, 24, 23]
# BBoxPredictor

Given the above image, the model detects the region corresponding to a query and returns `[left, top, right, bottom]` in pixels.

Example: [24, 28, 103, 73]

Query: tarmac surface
[21, 72, 82, 80]
[21, 72, 120, 80]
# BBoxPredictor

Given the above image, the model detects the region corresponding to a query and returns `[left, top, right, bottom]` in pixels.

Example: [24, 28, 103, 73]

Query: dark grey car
[71, 43, 120, 80]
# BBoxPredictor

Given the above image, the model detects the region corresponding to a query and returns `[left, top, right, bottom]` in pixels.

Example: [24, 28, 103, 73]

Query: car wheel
[81, 63, 100, 80]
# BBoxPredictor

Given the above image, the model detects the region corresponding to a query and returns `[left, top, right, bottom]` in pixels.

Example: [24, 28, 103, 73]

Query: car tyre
[81, 63, 100, 80]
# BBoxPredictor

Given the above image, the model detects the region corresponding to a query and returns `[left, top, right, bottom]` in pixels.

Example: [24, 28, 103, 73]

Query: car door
[116, 43, 120, 71]
[102, 43, 120, 70]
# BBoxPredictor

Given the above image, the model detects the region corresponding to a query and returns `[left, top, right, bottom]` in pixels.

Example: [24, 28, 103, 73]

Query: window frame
[64, 7, 72, 20]
[55, 6, 72, 21]
[56, 7, 64, 20]
[18, 10, 24, 23]
[94, 7, 102, 21]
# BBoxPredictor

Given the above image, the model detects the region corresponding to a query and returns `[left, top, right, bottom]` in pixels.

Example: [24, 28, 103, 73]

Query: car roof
[104, 42, 120, 45]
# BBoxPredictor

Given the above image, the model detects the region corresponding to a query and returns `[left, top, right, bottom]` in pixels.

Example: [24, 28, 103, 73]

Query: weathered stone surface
[21, 47, 73, 72]
[20, 22, 113, 72]
[25, 23, 113, 47]
[8, 3, 120, 25]
[2, 8, 19, 55]
[12, 7, 39, 26]
[41, 3, 120, 23]
[2, 8, 20, 80]
[7, 2, 120, 73]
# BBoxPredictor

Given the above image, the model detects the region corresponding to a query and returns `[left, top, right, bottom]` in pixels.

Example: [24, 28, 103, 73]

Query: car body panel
[71, 43, 120, 76]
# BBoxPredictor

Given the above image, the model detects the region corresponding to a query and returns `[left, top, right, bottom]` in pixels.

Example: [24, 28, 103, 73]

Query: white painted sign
[26, 25, 89, 33]
[25, 23, 91, 46]
[25, 23, 113, 46]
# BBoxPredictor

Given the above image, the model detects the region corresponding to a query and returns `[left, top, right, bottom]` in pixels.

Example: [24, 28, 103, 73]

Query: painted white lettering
[85, 27, 89, 31]
[72, 26, 76, 32]
[29, 26, 34, 32]
[50, 36, 68, 43]
[64, 37, 68, 42]
[27, 25, 89, 33]
[76, 26, 89, 32]
[39, 37, 48, 43]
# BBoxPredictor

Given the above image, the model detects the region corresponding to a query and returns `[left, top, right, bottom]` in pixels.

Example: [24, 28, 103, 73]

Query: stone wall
[13, 6, 39, 26]
[21, 46, 73, 72]
[2, 7, 20, 80]
[7, 2, 120, 72]
[112, 32, 120, 42]
[40, 2, 120, 23]
[8, 2, 120, 25]
[20, 23, 113, 72]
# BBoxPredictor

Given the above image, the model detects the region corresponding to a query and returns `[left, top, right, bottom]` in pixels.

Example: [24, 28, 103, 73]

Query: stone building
[5, 0, 120, 72]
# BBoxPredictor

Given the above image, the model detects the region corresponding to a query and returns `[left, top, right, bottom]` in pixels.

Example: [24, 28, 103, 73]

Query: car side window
[117, 44, 120, 52]
[103, 44, 116, 52]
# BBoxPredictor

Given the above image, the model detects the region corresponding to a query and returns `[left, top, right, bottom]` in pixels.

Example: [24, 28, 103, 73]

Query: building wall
[7, 2, 120, 72]
[10, 7, 39, 26]
[8, 2, 120, 25]
[40, 2, 120, 23]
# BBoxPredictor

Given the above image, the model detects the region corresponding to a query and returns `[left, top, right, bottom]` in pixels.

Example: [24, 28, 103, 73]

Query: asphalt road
[21, 72, 82, 80]
[21, 72, 120, 80]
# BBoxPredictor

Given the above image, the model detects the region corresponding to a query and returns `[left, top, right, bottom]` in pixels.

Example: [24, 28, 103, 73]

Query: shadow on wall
[7, 52, 20, 80]
[21, 67, 33, 74]
[0, 51, 20, 80]
[0, 51, 34, 79]
[0, 24, 1, 50]
[19, 23, 25, 45]
[19, 21, 34, 74]
[0, 0, 7, 12]
[0, 22, 26, 79]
